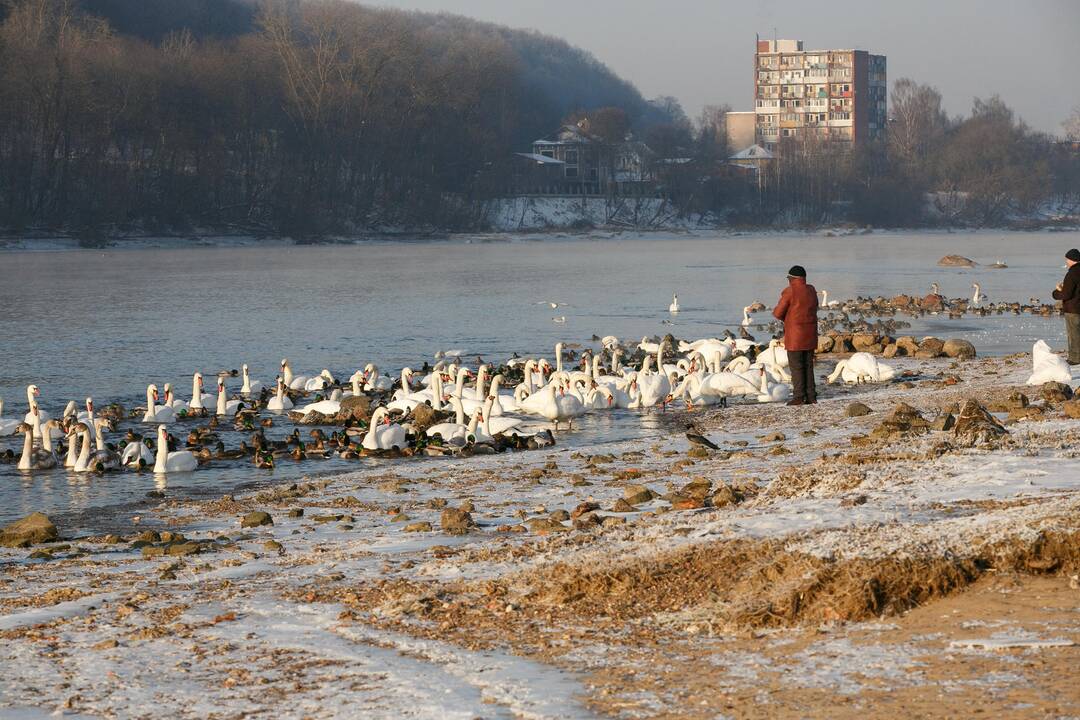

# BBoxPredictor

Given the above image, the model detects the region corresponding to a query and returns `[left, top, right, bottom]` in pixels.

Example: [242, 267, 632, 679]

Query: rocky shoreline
[3, 353, 1080, 718]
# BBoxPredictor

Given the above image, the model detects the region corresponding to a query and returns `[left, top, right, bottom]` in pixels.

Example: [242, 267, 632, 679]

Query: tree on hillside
[1065, 106, 1080, 142]
[888, 78, 949, 169]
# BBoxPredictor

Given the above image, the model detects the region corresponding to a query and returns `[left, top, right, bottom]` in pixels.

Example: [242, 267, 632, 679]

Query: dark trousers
[788, 350, 816, 403]
[1068, 313, 1080, 364]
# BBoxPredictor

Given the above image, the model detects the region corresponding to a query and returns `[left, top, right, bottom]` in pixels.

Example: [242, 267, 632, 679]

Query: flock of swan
[0, 325, 908, 477]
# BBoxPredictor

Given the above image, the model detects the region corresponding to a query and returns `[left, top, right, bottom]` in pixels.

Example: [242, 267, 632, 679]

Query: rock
[916, 337, 945, 358]
[1007, 391, 1029, 410]
[845, 402, 872, 417]
[390, 513, 411, 522]
[1007, 406, 1044, 423]
[459, 500, 475, 513]
[882, 343, 899, 359]
[711, 485, 739, 508]
[891, 294, 913, 308]
[28, 549, 53, 560]
[427, 497, 448, 509]
[290, 410, 330, 425]
[0, 513, 58, 548]
[263, 540, 284, 553]
[953, 400, 1007, 447]
[336, 395, 371, 422]
[1041, 382, 1074, 403]
[601, 516, 626, 529]
[930, 413, 956, 431]
[840, 494, 868, 508]
[871, 402, 931, 439]
[526, 517, 569, 534]
[141, 545, 166, 558]
[687, 447, 709, 459]
[623, 485, 656, 505]
[440, 508, 474, 535]
[403, 521, 433, 533]
[572, 512, 602, 531]
[816, 335, 835, 354]
[759, 432, 786, 443]
[937, 254, 977, 267]
[611, 498, 636, 513]
[571, 501, 600, 519]
[313, 514, 345, 523]
[166, 542, 201, 557]
[1063, 400, 1080, 419]
[549, 509, 570, 522]
[287, 508, 304, 518]
[943, 338, 976, 360]
[851, 333, 880, 352]
[919, 295, 945, 313]
[895, 336, 920, 355]
[410, 403, 437, 432]
[240, 511, 273, 528]
[681, 478, 713, 498]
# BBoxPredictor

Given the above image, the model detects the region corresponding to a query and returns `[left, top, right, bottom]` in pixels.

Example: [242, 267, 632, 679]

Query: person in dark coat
[1053, 248, 1080, 364]
[772, 265, 819, 405]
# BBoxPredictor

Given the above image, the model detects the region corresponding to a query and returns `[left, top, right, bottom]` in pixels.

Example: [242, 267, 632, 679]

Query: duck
[266, 377, 294, 414]
[669, 293, 680, 314]
[241, 364, 263, 395]
[0, 398, 20, 437]
[362, 407, 407, 451]
[153, 424, 198, 473]
[215, 378, 244, 417]
[142, 384, 177, 423]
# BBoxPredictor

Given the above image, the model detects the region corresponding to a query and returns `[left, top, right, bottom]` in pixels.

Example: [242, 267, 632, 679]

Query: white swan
[669, 293, 680, 314]
[741, 306, 754, 327]
[1027, 340, 1072, 385]
[480, 396, 523, 436]
[84, 418, 120, 472]
[142, 384, 177, 423]
[188, 372, 212, 411]
[296, 389, 342, 417]
[215, 378, 244, 417]
[971, 283, 986, 305]
[266, 377, 294, 414]
[0, 398, 20, 437]
[362, 364, 394, 392]
[154, 424, 197, 474]
[241, 364, 263, 395]
[362, 408, 407, 451]
[827, 353, 897, 384]
[820, 290, 840, 308]
[16, 418, 57, 471]
[164, 384, 189, 413]
[756, 368, 792, 403]
[121, 437, 154, 469]
[426, 397, 477, 442]
[634, 345, 673, 408]
[305, 369, 335, 392]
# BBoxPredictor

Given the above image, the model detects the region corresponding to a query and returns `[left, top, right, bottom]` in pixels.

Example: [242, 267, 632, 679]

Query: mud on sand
[3, 354, 1080, 718]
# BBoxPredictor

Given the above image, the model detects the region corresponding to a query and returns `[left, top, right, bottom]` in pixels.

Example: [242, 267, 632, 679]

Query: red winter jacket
[772, 277, 819, 351]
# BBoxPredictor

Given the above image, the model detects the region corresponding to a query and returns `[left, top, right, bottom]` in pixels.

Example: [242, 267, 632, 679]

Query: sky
[368, 0, 1079, 135]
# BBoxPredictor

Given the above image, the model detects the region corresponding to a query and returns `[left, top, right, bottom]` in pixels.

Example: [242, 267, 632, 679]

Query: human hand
[1057, 283, 1064, 292]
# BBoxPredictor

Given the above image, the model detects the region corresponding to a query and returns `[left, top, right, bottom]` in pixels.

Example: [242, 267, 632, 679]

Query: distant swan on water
[669, 293, 680, 314]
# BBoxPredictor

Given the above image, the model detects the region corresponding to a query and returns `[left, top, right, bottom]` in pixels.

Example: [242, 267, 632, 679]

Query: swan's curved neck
[94, 422, 105, 451]
[216, 384, 227, 415]
[475, 366, 488, 398]
[452, 398, 465, 425]
[282, 363, 293, 386]
[77, 429, 91, 468]
[18, 427, 33, 469]
[155, 429, 167, 472]
[431, 374, 443, 411]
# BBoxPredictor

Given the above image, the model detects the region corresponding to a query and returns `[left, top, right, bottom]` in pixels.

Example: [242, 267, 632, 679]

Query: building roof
[534, 124, 599, 146]
[515, 152, 566, 165]
[729, 144, 775, 160]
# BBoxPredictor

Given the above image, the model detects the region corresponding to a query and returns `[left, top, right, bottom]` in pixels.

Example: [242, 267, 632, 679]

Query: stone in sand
[937, 254, 977, 267]
[943, 338, 976, 360]
[915, 337, 945, 359]
[711, 484, 739, 508]
[241, 511, 273, 528]
[410, 403, 437, 432]
[845, 402, 872, 417]
[403, 521, 433, 533]
[526, 517, 569, 534]
[336, 395, 371, 422]
[953, 400, 1007, 447]
[1041, 382, 1074, 404]
[623, 485, 656, 505]
[440, 508, 474, 535]
[0, 512, 58, 548]
[611, 498, 636, 513]
[1063, 400, 1080, 419]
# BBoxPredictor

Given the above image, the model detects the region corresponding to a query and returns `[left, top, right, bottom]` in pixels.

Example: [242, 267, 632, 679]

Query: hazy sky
[369, 0, 1079, 135]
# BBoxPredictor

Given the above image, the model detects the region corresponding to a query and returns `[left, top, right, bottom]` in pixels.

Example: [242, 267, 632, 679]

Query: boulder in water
[937, 255, 977, 267]
[0, 512, 58, 548]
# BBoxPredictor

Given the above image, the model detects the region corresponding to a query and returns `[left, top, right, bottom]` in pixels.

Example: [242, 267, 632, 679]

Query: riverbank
[3, 353, 1080, 718]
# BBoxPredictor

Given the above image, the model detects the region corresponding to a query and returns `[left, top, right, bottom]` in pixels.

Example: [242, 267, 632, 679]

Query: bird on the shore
[685, 423, 719, 450]
[669, 293, 680, 314]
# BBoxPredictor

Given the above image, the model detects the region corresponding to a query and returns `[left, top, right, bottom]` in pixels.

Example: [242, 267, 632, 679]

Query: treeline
[710, 82, 1080, 228]
[0, 0, 664, 236]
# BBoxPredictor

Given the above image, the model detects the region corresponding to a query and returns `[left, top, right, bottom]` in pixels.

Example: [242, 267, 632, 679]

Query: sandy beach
[3, 352, 1080, 718]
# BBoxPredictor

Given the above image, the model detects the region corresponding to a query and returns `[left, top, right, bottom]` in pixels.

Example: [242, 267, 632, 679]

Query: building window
[540, 150, 554, 158]
[565, 150, 578, 164]
[565, 166, 578, 178]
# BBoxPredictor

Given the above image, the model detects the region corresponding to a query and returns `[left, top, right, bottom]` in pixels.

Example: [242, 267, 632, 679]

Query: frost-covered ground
[3, 355, 1080, 718]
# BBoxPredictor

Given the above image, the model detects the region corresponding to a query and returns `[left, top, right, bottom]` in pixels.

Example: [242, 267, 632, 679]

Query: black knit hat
[1067, 249, 1080, 262]
[787, 265, 806, 278]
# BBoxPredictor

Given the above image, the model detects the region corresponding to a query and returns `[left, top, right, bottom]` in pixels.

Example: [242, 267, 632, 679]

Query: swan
[426, 398, 478, 442]
[756, 368, 792, 403]
[757, 339, 790, 370]
[296, 389, 343, 417]
[390, 368, 418, 401]
[266, 377, 294, 414]
[741, 306, 754, 327]
[1027, 340, 1072, 385]
[85, 418, 121, 472]
[305, 369, 335, 392]
[72, 422, 96, 473]
[461, 365, 488, 401]
[16, 420, 57, 471]
[153, 424, 198, 474]
[188, 372, 213, 411]
[487, 375, 518, 415]
[481, 396, 523, 436]
[142, 384, 177, 423]
[669, 293, 680, 314]
[552, 380, 587, 429]
[634, 346, 673, 409]
[215, 378, 244, 417]
[827, 353, 897, 384]
[362, 408, 407, 451]
[362, 364, 394, 392]
[0, 398, 20, 436]
[281, 359, 309, 391]
[164, 384, 189, 413]
[241, 364, 263, 395]
[121, 437, 154, 469]
[638, 337, 661, 354]
[972, 283, 986, 305]
[820, 290, 840, 308]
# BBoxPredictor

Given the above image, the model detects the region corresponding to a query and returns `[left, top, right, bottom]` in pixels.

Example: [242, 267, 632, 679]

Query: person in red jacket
[772, 265, 819, 405]
[1053, 248, 1080, 364]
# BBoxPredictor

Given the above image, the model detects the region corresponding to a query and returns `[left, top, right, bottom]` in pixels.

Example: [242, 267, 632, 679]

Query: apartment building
[753, 38, 886, 150]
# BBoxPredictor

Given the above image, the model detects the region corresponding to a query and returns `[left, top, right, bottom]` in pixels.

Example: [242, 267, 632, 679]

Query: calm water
[1, 229, 1076, 530]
